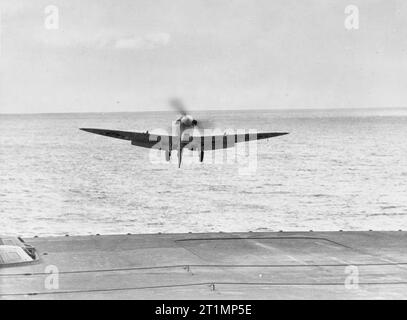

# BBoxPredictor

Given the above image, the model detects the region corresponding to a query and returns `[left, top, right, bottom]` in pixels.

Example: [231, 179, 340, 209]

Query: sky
[0, 0, 406, 113]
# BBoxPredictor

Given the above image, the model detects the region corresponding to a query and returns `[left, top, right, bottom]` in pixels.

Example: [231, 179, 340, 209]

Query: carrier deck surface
[1, 231, 406, 299]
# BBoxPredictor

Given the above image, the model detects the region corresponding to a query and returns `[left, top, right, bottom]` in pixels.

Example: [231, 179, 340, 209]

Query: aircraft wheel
[165, 151, 171, 161]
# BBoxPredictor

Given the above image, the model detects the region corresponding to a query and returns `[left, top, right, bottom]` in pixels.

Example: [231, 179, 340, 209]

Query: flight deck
[1, 231, 406, 299]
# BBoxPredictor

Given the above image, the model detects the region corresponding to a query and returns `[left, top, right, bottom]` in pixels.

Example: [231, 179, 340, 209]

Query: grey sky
[0, 0, 406, 113]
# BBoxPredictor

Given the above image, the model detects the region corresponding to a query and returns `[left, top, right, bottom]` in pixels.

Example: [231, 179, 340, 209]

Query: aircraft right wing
[80, 128, 175, 149]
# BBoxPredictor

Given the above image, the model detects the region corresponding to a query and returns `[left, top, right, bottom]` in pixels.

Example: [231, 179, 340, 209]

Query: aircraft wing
[80, 128, 174, 149]
[80, 128, 138, 141]
[185, 132, 289, 151]
[80, 128, 288, 151]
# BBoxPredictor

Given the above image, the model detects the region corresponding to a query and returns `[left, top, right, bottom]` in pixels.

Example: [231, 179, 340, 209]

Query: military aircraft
[80, 99, 288, 167]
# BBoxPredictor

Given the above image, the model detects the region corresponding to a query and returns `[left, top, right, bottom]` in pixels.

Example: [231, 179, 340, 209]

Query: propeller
[169, 98, 187, 116]
[194, 118, 215, 130]
[169, 98, 215, 130]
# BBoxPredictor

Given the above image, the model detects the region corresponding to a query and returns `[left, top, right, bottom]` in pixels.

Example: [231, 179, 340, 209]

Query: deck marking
[329, 256, 348, 264]
[248, 239, 308, 265]
[315, 241, 342, 250]
[286, 255, 307, 264]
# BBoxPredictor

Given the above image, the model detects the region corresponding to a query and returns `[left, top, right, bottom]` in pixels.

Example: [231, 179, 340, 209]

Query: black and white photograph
[1, 0, 407, 304]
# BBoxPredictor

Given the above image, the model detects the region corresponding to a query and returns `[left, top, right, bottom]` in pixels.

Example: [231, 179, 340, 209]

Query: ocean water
[1, 108, 407, 237]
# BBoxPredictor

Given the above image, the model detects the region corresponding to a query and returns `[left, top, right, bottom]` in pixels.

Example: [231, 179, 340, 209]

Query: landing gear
[199, 150, 204, 163]
[165, 151, 171, 162]
[178, 148, 183, 168]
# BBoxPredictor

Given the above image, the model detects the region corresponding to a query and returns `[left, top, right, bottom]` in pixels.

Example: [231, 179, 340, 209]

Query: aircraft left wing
[184, 132, 289, 151]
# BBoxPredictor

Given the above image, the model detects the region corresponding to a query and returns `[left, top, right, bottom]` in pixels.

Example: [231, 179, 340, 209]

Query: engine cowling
[181, 115, 195, 127]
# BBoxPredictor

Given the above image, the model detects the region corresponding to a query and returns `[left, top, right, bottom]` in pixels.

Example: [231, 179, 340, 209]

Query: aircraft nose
[181, 115, 194, 126]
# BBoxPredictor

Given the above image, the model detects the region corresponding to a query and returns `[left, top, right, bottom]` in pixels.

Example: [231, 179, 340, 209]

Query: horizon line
[1, 106, 407, 116]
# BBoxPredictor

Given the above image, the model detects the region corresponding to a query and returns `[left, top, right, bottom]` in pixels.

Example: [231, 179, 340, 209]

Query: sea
[1, 108, 407, 236]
